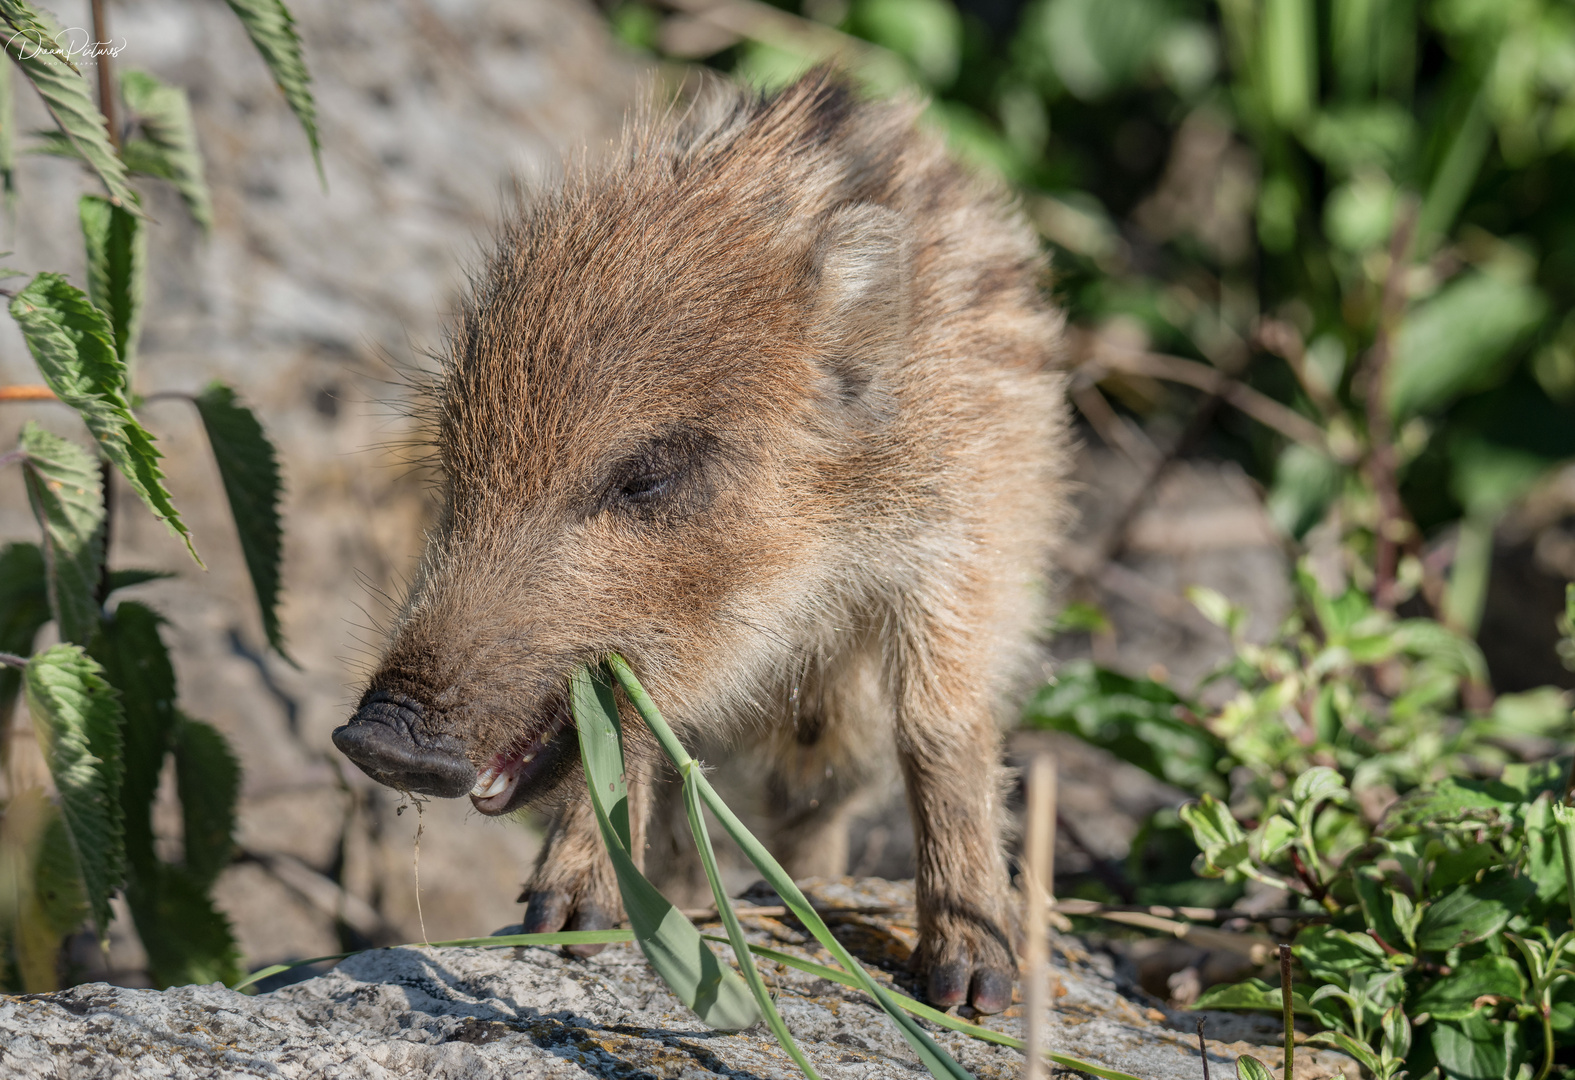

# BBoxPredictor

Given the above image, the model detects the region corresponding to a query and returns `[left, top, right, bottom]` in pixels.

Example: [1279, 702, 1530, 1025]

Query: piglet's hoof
[521, 888, 619, 958]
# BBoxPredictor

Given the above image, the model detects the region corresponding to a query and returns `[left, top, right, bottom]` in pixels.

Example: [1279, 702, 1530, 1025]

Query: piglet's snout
[332, 690, 477, 798]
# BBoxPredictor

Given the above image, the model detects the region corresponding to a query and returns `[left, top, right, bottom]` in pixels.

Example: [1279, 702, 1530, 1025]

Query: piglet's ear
[811, 203, 911, 420]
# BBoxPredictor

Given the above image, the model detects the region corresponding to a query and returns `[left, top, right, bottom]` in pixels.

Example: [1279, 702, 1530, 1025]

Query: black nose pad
[332, 692, 476, 798]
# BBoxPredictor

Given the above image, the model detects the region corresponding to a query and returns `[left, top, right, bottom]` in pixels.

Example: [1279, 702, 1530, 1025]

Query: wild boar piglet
[333, 71, 1070, 1014]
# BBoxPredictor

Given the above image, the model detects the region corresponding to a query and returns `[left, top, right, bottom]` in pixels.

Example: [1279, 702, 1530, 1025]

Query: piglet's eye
[620, 472, 674, 503]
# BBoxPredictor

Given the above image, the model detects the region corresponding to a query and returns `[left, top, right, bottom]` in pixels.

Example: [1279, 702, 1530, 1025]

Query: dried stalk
[1022, 754, 1056, 1080]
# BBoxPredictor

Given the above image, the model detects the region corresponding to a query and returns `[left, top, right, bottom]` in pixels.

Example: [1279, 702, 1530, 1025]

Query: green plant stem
[683, 772, 822, 1078]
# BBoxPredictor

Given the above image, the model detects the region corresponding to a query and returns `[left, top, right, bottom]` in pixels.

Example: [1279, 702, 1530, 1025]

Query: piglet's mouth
[468, 697, 575, 816]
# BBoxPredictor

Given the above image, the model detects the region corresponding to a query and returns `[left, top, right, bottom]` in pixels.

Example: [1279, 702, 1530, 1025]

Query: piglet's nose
[332, 691, 476, 798]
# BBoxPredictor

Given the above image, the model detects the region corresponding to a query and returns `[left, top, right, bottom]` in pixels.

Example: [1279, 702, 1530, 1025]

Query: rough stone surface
[0, 880, 1351, 1080]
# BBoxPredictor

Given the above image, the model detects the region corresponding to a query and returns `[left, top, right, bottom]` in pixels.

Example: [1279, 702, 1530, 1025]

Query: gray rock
[0, 880, 1353, 1080]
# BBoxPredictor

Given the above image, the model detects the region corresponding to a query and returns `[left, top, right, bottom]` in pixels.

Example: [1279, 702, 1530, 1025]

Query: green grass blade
[716, 938, 1147, 1080]
[9, 274, 196, 562]
[571, 665, 761, 1031]
[192, 383, 288, 660]
[606, 655, 972, 1080]
[23, 643, 125, 943]
[118, 70, 212, 231]
[230, 929, 636, 991]
[18, 422, 104, 645]
[683, 771, 823, 1078]
[222, 0, 321, 183]
[78, 195, 146, 375]
[0, 0, 140, 213]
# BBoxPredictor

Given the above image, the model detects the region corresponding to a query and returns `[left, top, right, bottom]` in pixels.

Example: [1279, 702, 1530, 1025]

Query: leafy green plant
[0, 0, 316, 990]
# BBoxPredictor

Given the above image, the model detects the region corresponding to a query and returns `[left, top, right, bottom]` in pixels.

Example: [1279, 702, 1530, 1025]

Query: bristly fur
[353, 69, 1071, 1012]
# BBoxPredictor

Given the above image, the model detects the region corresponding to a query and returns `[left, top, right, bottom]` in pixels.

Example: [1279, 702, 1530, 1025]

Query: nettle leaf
[193, 383, 288, 659]
[1522, 795, 1570, 905]
[79, 195, 146, 374]
[118, 70, 212, 232]
[18, 422, 104, 646]
[89, 600, 178, 879]
[9, 273, 195, 561]
[172, 717, 240, 888]
[1233, 1054, 1274, 1080]
[223, 0, 321, 180]
[0, 0, 140, 213]
[0, 542, 50, 721]
[128, 863, 241, 988]
[1415, 868, 1536, 951]
[23, 644, 125, 942]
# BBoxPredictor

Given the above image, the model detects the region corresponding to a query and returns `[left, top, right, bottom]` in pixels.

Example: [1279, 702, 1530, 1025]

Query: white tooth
[471, 767, 506, 799]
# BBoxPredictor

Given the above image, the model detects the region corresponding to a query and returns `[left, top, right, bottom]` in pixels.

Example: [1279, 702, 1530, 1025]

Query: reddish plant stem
[1360, 204, 1418, 611]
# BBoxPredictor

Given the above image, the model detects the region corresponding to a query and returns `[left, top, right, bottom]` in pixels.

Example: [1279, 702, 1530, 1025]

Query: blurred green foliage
[608, 3, 1575, 1074]
[615, 0, 1575, 638]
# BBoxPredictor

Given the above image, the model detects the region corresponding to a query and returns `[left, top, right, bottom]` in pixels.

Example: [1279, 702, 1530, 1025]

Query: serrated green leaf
[0, 45, 13, 199]
[193, 383, 288, 660]
[30, 794, 89, 941]
[223, 0, 321, 181]
[0, 0, 140, 213]
[88, 601, 176, 881]
[569, 666, 760, 1032]
[23, 644, 125, 942]
[118, 70, 212, 231]
[127, 863, 240, 987]
[172, 717, 240, 888]
[78, 195, 146, 375]
[9, 273, 195, 562]
[0, 544, 49, 740]
[19, 423, 104, 646]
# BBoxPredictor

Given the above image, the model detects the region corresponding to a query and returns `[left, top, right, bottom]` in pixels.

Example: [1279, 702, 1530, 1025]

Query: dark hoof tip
[523, 891, 571, 935]
[566, 902, 616, 957]
[927, 961, 970, 1008]
[970, 967, 1013, 1014]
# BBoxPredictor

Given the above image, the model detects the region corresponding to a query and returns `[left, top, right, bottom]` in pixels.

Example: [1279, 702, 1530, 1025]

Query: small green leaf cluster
[1194, 762, 1574, 1080]
[1, 0, 316, 991]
